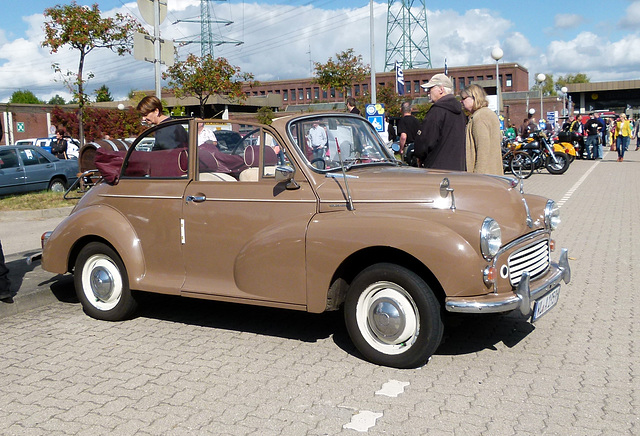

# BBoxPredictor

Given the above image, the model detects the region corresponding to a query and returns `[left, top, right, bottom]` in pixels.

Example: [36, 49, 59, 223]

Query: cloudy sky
[1, 0, 640, 103]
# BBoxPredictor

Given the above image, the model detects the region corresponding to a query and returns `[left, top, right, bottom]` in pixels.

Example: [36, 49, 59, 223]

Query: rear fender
[42, 204, 145, 283]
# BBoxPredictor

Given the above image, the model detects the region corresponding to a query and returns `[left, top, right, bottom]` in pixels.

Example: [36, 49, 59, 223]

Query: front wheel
[545, 152, 570, 174]
[344, 263, 444, 368]
[509, 152, 534, 179]
[74, 242, 137, 321]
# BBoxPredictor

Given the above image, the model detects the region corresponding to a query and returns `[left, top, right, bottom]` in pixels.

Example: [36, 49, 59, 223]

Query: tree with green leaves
[95, 84, 113, 102]
[8, 89, 42, 104]
[42, 2, 144, 145]
[313, 49, 370, 98]
[555, 73, 590, 93]
[256, 106, 274, 125]
[48, 94, 67, 105]
[163, 54, 254, 118]
[531, 73, 590, 96]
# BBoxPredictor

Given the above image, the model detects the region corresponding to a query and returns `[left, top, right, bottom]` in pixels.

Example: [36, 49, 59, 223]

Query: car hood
[312, 165, 547, 242]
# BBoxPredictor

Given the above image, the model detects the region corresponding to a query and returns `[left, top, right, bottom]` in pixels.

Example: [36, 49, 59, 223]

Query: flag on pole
[444, 58, 448, 76]
[395, 61, 405, 96]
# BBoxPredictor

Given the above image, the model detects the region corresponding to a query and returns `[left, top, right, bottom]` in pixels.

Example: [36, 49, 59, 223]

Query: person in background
[346, 97, 360, 115]
[51, 130, 68, 159]
[197, 119, 218, 146]
[521, 115, 537, 138]
[460, 84, 503, 175]
[0, 240, 11, 301]
[307, 121, 328, 160]
[396, 102, 420, 156]
[414, 74, 466, 170]
[634, 117, 640, 151]
[616, 113, 632, 162]
[583, 113, 602, 160]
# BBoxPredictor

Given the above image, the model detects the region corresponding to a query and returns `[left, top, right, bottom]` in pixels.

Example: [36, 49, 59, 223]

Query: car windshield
[287, 115, 396, 171]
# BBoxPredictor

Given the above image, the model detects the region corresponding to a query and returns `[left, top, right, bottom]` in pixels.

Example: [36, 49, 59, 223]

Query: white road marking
[343, 410, 384, 432]
[375, 380, 410, 397]
[557, 157, 601, 207]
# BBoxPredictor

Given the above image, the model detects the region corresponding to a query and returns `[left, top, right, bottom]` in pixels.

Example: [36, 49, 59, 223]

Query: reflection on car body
[40, 114, 570, 368]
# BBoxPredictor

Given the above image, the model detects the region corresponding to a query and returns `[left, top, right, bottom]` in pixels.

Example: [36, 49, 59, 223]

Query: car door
[19, 147, 54, 192]
[181, 123, 317, 307]
[97, 120, 192, 295]
[0, 148, 26, 195]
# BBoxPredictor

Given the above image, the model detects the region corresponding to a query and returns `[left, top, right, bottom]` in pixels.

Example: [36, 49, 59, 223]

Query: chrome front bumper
[445, 248, 571, 316]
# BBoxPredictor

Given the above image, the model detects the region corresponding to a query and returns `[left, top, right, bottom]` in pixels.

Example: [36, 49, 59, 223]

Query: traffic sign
[366, 104, 385, 132]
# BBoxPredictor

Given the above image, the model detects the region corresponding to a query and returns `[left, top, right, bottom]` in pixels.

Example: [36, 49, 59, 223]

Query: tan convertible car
[41, 113, 570, 368]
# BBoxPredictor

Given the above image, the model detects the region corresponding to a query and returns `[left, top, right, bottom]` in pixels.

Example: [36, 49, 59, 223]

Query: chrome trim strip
[203, 198, 316, 203]
[98, 194, 183, 200]
[320, 199, 435, 204]
[445, 248, 570, 315]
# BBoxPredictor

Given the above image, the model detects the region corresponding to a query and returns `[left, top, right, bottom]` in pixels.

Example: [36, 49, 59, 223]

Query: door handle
[186, 195, 206, 203]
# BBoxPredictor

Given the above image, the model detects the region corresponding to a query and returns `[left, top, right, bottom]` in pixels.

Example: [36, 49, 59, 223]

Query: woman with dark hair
[460, 84, 503, 175]
[51, 130, 68, 159]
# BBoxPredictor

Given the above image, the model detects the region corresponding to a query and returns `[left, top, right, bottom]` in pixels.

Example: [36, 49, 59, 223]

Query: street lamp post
[491, 47, 503, 116]
[561, 86, 568, 117]
[537, 73, 546, 123]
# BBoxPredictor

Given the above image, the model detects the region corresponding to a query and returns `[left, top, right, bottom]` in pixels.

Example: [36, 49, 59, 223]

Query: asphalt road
[0, 151, 637, 435]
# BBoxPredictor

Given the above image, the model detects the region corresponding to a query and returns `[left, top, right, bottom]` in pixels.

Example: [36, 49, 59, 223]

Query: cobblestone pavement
[0, 151, 638, 435]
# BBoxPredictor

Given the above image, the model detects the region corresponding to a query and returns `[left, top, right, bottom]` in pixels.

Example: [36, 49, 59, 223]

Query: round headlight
[480, 217, 502, 260]
[545, 200, 561, 230]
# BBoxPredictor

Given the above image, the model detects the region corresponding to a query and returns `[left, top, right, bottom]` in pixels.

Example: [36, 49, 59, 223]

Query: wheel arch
[325, 246, 446, 311]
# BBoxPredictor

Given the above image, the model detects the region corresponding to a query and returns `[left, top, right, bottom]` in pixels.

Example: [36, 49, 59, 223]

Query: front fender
[42, 204, 145, 284]
[305, 208, 489, 312]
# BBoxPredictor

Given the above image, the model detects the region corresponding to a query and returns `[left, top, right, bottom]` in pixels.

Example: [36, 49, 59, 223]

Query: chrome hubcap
[369, 297, 406, 344]
[91, 266, 114, 301]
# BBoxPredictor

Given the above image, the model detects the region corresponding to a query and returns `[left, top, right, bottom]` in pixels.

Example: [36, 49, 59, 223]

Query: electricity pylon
[176, 0, 243, 58]
[384, 0, 432, 71]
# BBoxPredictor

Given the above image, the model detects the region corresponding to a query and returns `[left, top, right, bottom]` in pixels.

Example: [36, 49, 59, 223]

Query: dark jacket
[414, 94, 466, 170]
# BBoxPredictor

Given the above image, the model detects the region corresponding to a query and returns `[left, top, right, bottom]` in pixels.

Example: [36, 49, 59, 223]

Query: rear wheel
[509, 151, 534, 179]
[344, 263, 443, 368]
[48, 177, 66, 193]
[74, 242, 137, 321]
[545, 152, 570, 174]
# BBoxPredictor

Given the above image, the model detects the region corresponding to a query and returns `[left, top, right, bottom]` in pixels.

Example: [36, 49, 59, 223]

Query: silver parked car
[0, 145, 78, 195]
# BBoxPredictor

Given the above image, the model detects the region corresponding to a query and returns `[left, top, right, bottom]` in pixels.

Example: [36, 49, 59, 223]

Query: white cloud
[553, 13, 583, 29]
[620, 1, 640, 27]
[546, 32, 640, 81]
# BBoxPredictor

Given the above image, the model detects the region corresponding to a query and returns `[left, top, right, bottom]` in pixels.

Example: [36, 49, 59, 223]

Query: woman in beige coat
[460, 84, 503, 175]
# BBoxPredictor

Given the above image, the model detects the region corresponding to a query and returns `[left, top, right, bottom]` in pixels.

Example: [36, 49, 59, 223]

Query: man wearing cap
[414, 73, 466, 170]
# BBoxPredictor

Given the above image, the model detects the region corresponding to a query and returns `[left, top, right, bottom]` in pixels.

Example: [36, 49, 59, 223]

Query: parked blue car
[0, 145, 78, 196]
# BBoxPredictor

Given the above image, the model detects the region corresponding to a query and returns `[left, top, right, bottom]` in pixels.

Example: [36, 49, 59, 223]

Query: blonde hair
[460, 84, 489, 112]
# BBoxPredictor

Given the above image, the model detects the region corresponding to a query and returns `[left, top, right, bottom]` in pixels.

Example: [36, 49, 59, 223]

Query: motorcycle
[514, 131, 572, 175]
[556, 131, 584, 159]
[502, 138, 534, 179]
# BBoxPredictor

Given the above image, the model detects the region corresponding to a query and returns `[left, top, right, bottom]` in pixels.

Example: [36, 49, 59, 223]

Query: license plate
[532, 286, 560, 321]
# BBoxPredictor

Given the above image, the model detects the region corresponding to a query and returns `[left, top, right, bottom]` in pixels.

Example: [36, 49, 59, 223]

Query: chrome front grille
[508, 239, 550, 286]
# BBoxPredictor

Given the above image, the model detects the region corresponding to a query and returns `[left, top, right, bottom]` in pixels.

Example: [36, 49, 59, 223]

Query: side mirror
[275, 165, 300, 190]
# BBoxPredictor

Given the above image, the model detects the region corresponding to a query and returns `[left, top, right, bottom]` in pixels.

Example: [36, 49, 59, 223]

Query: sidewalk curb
[0, 206, 74, 222]
[0, 251, 73, 320]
